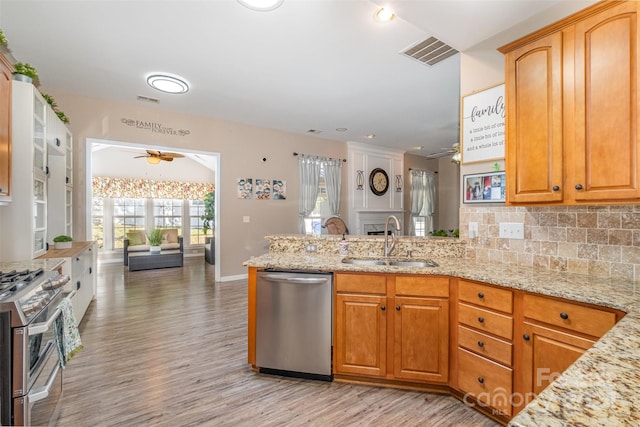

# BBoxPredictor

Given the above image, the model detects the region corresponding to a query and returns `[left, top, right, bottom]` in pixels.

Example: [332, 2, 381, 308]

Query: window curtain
[409, 170, 437, 235]
[92, 176, 214, 200]
[424, 172, 436, 234]
[298, 155, 321, 233]
[323, 158, 342, 216]
[409, 171, 426, 236]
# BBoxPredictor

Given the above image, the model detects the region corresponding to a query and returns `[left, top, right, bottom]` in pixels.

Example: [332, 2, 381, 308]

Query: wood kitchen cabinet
[518, 293, 623, 413]
[454, 279, 514, 418]
[501, 1, 640, 205]
[334, 272, 449, 385]
[0, 52, 12, 204]
[334, 273, 388, 377]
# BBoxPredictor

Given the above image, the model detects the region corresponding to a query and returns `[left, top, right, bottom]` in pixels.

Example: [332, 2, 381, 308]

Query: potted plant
[53, 235, 73, 249]
[12, 62, 37, 84]
[147, 229, 163, 254]
[201, 190, 215, 235]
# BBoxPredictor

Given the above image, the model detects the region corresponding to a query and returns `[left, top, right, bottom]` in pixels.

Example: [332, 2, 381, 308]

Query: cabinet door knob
[478, 317, 484, 323]
[477, 341, 484, 348]
[381, 306, 386, 311]
[560, 312, 569, 320]
[575, 184, 583, 190]
[477, 377, 485, 384]
[552, 185, 560, 191]
[523, 334, 530, 341]
[477, 292, 484, 299]
[395, 306, 400, 311]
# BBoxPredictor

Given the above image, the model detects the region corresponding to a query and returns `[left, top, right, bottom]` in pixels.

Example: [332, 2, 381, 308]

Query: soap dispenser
[339, 234, 349, 257]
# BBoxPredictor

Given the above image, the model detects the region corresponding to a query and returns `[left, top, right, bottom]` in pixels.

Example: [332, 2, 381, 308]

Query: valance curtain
[92, 176, 214, 200]
[409, 170, 436, 235]
[298, 155, 321, 233]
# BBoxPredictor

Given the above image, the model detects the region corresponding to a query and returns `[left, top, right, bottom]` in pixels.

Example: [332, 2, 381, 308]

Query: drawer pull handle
[477, 292, 484, 299]
[478, 317, 484, 323]
[523, 334, 530, 341]
[381, 306, 386, 311]
[395, 306, 400, 311]
[477, 377, 485, 384]
[575, 184, 583, 190]
[552, 185, 560, 191]
[477, 341, 484, 348]
[560, 312, 569, 320]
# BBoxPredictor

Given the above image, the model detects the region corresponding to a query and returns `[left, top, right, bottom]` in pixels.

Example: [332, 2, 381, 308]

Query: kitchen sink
[341, 258, 387, 266]
[341, 257, 438, 268]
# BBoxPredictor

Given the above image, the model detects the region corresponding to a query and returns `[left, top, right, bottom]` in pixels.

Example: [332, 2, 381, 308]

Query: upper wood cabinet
[0, 52, 13, 203]
[501, 1, 640, 205]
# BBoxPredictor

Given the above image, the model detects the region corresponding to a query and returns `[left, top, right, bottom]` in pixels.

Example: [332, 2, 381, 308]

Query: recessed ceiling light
[238, 0, 284, 12]
[336, 128, 348, 132]
[374, 7, 395, 22]
[307, 129, 323, 134]
[147, 74, 190, 94]
[365, 134, 376, 139]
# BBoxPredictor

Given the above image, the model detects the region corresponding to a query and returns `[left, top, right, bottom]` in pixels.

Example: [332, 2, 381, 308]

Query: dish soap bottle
[339, 234, 349, 257]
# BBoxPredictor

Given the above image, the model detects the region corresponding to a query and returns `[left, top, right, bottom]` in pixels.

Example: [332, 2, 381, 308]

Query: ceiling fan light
[147, 156, 161, 164]
[375, 7, 395, 22]
[147, 74, 190, 94]
[451, 152, 461, 164]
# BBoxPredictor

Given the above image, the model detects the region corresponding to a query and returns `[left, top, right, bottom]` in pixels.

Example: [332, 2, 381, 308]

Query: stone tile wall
[460, 205, 640, 281]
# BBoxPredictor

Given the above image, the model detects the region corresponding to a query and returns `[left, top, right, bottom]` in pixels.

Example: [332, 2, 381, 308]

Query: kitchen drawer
[458, 303, 513, 340]
[395, 276, 449, 298]
[458, 280, 513, 314]
[335, 273, 386, 294]
[523, 293, 616, 337]
[458, 325, 513, 367]
[457, 348, 513, 417]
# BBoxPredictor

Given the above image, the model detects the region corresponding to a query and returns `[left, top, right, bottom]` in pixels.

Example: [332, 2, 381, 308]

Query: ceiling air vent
[401, 36, 458, 66]
[137, 95, 160, 104]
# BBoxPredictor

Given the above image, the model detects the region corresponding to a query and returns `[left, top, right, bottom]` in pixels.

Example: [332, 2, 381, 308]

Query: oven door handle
[28, 290, 77, 336]
[28, 361, 60, 404]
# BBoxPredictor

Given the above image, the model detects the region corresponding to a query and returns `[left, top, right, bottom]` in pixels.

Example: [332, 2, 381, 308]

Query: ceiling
[0, 0, 596, 158]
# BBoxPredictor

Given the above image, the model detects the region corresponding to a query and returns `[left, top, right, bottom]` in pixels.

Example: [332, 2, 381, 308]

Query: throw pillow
[162, 228, 179, 244]
[126, 231, 144, 246]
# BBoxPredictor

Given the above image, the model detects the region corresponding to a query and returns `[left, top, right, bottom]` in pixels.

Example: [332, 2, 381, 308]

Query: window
[153, 199, 183, 232]
[189, 200, 207, 245]
[112, 198, 146, 249]
[92, 197, 104, 249]
[413, 217, 426, 237]
[304, 166, 330, 234]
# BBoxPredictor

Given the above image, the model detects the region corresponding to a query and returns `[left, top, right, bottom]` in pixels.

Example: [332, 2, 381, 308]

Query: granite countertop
[244, 253, 640, 426]
[0, 257, 66, 273]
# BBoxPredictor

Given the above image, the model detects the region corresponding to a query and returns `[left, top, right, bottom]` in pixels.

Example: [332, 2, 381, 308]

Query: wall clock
[369, 168, 389, 196]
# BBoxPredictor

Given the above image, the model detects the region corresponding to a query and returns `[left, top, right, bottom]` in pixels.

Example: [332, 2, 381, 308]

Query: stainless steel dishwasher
[256, 269, 333, 381]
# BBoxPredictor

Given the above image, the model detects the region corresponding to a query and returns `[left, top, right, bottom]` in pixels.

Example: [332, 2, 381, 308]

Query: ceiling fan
[424, 143, 461, 164]
[135, 149, 185, 164]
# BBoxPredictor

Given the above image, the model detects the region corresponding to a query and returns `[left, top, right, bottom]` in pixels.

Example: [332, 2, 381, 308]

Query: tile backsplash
[460, 205, 640, 281]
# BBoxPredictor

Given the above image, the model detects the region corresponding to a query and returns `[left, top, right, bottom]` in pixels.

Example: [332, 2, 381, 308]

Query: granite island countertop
[0, 257, 66, 273]
[244, 253, 640, 426]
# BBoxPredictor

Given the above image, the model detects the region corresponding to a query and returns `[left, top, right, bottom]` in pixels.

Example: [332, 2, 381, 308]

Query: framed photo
[461, 83, 505, 164]
[463, 171, 506, 203]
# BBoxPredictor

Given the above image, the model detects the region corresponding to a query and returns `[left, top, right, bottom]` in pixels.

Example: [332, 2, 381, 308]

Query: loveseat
[123, 229, 184, 266]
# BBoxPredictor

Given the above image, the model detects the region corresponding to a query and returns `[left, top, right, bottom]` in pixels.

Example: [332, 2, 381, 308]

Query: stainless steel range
[0, 268, 70, 426]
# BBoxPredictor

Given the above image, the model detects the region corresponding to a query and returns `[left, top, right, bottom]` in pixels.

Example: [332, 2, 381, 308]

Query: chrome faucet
[384, 215, 401, 257]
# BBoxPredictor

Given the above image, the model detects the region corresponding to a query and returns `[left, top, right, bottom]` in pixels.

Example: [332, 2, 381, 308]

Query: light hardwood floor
[56, 259, 499, 427]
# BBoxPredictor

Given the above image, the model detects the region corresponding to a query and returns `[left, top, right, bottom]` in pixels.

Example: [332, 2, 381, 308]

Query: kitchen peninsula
[245, 235, 639, 426]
